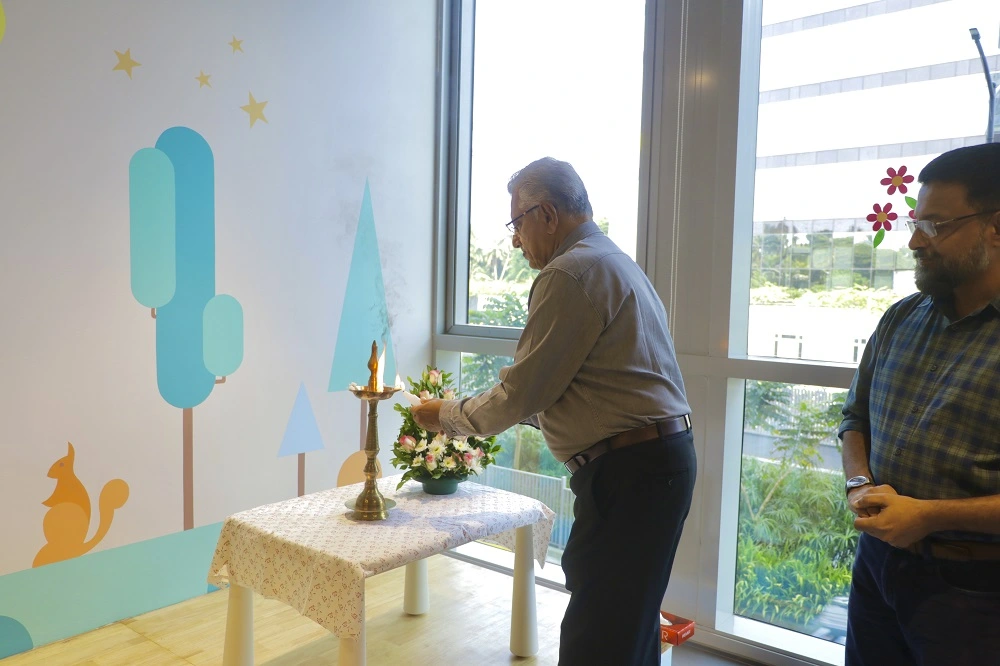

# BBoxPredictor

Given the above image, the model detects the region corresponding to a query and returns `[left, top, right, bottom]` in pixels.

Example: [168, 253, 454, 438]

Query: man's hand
[847, 483, 897, 518]
[852, 492, 931, 548]
[411, 398, 444, 433]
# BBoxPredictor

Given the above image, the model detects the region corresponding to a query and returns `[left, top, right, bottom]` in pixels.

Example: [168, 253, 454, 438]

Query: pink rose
[443, 389, 455, 400]
[474, 448, 484, 458]
[398, 435, 416, 451]
[419, 389, 431, 400]
[428, 369, 442, 386]
[463, 452, 474, 464]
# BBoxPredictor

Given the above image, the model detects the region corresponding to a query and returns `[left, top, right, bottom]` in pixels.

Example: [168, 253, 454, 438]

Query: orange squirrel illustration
[33, 442, 129, 567]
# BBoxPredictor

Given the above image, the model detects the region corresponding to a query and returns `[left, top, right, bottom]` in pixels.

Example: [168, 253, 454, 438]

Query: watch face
[846, 476, 871, 489]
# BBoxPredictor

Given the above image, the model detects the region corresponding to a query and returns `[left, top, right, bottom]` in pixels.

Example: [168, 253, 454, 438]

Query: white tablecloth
[207, 475, 555, 639]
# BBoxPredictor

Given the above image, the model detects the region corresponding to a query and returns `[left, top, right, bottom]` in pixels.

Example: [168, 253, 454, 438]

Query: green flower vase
[419, 475, 466, 495]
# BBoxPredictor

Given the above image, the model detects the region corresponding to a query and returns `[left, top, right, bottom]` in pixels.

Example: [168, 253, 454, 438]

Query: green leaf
[872, 229, 885, 248]
[905, 196, 917, 209]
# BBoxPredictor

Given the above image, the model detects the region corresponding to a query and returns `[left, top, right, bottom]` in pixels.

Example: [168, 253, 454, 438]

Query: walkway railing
[469, 465, 575, 550]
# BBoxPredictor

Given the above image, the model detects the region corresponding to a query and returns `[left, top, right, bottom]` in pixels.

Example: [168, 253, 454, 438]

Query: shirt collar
[925, 293, 1000, 321]
[549, 220, 602, 263]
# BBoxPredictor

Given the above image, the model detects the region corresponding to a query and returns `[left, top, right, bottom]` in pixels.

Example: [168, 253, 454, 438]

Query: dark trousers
[846, 532, 1000, 665]
[558, 430, 696, 666]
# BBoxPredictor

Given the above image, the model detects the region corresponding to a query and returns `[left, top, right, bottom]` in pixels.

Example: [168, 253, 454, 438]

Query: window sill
[694, 612, 845, 666]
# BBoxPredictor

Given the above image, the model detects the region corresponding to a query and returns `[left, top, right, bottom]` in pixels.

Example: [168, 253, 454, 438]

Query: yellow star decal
[229, 36, 243, 53]
[113, 49, 141, 79]
[195, 71, 212, 88]
[241, 92, 268, 127]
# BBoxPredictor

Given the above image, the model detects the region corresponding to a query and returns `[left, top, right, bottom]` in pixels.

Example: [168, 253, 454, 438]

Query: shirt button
[893, 448, 902, 456]
[930, 364, 938, 371]
[910, 406, 919, 413]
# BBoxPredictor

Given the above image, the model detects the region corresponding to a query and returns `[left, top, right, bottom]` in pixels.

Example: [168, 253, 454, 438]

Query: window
[737, 381, 855, 645]
[449, 0, 648, 334]
[437, 0, 649, 571]
[460, 352, 573, 565]
[747, 0, 1000, 365]
[435, 0, 1000, 664]
[717, 0, 1000, 658]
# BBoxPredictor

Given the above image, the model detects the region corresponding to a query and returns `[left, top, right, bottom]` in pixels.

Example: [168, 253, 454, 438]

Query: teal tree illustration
[0, 616, 33, 659]
[129, 126, 244, 530]
[329, 180, 396, 394]
[278, 383, 326, 496]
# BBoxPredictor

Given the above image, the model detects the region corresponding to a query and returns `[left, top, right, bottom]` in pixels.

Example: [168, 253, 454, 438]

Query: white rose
[429, 440, 446, 458]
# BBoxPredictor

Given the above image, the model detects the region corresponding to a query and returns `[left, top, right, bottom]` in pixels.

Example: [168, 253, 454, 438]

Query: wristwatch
[845, 475, 873, 495]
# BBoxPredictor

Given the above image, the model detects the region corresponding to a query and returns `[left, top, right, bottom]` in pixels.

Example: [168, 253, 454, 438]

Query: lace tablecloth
[207, 475, 555, 639]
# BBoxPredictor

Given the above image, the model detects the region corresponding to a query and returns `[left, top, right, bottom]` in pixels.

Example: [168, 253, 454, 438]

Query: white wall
[0, 0, 437, 577]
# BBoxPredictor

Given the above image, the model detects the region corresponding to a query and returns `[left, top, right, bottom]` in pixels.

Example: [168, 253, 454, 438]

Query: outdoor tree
[736, 381, 856, 633]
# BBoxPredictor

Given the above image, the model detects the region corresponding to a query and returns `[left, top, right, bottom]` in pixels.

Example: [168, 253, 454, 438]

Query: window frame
[433, 0, 861, 663]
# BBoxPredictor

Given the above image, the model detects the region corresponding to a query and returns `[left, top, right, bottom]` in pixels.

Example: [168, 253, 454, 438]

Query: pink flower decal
[867, 203, 897, 231]
[880, 166, 914, 195]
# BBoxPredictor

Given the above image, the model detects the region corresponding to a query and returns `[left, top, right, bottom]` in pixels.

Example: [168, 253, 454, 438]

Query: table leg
[222, 584, 253, 666]
[339, 594, 366, 666]
[404, 559, 429, 615]
[510, 524, 538, 657]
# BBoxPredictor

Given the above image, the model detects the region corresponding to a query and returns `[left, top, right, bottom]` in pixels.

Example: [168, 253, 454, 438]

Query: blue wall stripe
[0, 522, 222, 657]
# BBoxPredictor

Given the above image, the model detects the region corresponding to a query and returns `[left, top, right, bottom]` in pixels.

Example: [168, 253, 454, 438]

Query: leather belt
[564, 414, 691, 475]
[901, 538, 1000, 561]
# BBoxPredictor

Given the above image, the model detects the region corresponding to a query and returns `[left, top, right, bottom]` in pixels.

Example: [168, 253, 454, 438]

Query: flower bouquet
[390, 366, 500, 492]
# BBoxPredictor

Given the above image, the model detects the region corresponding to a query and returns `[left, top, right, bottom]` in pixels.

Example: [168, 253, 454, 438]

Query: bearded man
[839, 142, 1000, 665]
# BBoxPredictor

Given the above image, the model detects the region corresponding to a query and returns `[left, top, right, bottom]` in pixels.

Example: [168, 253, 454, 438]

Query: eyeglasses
[505, 205, 540, 234]
[906, 210, 1000, 238]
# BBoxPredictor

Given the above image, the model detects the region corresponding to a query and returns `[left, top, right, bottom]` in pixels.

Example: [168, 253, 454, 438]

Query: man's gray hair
[507, 157, 593, 217]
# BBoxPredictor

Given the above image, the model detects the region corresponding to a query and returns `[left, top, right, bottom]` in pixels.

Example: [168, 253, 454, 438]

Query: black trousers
[846, 532, 1000, 665]
[558, 430, 697, 666]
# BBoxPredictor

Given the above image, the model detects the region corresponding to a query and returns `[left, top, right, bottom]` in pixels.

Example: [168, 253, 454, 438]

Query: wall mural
[328, 181, 396, 398]
[0, 616, 32, 659]
[129, 126, 244, 531]
[33, 444, 129, 568]
[112, 48, 140, 79]
[278, 383, 326, 496]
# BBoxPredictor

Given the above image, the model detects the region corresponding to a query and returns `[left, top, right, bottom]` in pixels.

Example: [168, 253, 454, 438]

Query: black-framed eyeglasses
[505, 205, 540, 234]
[906, 210, 1000, 238]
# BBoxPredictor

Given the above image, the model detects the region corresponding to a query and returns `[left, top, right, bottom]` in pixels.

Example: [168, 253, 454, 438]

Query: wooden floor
[1, 555, 571, 665]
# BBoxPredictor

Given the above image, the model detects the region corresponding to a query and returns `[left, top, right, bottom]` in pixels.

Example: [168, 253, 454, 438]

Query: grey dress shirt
[440, 221, 690, 462]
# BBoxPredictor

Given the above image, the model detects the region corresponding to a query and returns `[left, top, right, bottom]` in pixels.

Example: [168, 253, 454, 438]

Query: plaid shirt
[840, 292, 1000, 541]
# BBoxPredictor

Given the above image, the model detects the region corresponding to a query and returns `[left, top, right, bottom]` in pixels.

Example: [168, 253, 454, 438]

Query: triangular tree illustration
[329, 180, 397, 451]
[278, 383, 326, 496]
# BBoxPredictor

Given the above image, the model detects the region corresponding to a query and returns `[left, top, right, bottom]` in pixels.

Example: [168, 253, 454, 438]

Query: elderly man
[840, 143, 1000, 665]
[412, 157, 696, 665]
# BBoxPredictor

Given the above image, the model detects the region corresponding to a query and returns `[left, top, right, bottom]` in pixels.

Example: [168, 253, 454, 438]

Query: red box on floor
[660, 611, 695, 646]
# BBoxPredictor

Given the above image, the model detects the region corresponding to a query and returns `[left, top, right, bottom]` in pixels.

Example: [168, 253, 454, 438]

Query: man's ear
[541, 202, 559, 233]
[990, 213, 1000, 245]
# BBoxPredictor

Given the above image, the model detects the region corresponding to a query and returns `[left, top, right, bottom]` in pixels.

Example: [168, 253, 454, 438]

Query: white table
[207, 475, 555, 665]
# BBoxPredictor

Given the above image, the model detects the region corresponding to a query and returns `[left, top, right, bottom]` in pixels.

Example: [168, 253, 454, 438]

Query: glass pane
[747, 1, 1000, 363]
[737, 380, 856, 644]
[459, 352, 572, 564]
[465, 0, 646, 327]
